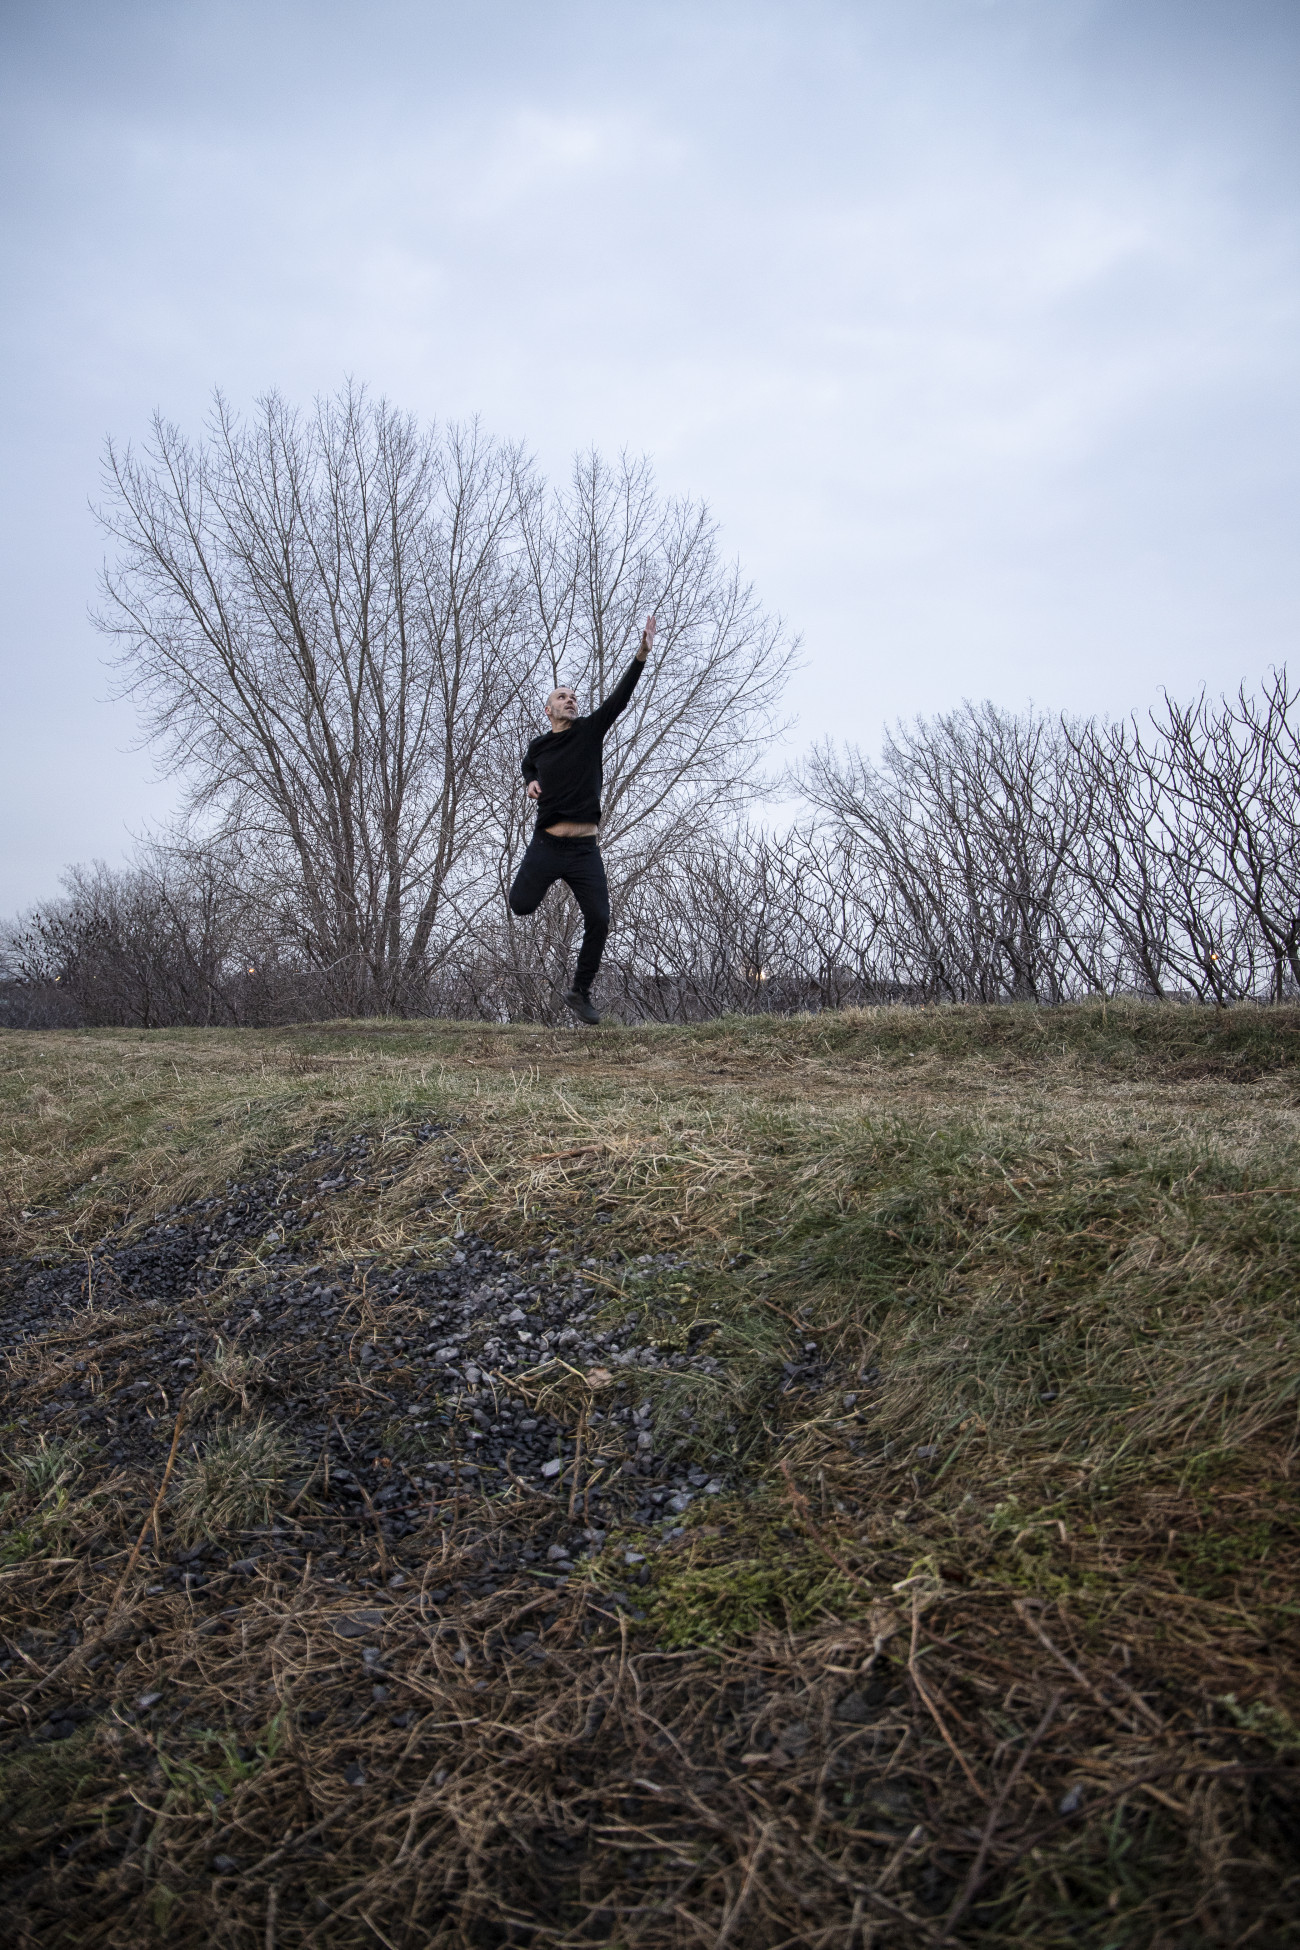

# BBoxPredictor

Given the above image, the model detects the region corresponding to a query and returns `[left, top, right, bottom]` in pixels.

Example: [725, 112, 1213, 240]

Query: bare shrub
[7, 843, 276, 1028]
[801, 703, 1102, 1004]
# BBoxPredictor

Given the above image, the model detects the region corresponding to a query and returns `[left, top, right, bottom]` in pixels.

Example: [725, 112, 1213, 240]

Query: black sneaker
[563, 987, 601, 1025]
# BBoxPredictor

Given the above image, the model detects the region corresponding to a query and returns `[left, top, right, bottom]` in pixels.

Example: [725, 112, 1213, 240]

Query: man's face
[545, 686, 579, 727]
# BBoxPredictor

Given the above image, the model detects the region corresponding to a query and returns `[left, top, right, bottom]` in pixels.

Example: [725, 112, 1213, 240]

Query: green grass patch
[626, 1512, 865, 1649]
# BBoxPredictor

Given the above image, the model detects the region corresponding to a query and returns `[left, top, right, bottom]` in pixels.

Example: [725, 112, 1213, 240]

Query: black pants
[508, 832, 611, 990]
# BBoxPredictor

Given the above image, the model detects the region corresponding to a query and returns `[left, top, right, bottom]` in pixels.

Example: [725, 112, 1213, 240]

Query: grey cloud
[1, 0, 1297, 908]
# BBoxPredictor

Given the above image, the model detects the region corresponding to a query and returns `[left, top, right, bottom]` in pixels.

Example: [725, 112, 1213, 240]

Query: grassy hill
[2, 1003, 1298, 1946]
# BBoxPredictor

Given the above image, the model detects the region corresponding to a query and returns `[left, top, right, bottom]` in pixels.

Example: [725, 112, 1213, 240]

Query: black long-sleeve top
[520, 655, 646, 828]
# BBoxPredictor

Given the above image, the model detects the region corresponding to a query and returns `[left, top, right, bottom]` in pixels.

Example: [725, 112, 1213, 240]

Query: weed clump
[0, 1434, 98, 1564]
[172, 1418, 301, 1539]
[1, 1433, 91, 1504]
[197, 1337, 267, 1413]
[643, 1541, 859, 1647]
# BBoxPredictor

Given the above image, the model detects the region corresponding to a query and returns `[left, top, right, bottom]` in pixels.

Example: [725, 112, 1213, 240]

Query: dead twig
[1014, 1599, 1163, 1732]
[107, 1386, 194, 1615]
[908, 1591, 988, 1802]
[939, 1691, 1062, 1940]
[245, 1793, 367, 1882]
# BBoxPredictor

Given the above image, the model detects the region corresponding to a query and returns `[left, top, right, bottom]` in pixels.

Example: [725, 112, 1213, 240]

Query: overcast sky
[2, 0, 1298, 913]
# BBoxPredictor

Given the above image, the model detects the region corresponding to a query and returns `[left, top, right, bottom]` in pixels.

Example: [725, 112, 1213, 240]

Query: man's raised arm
[590, 612, 657, 733]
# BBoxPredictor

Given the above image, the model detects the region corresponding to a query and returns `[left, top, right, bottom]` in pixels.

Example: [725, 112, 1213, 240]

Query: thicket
[7, 671, 1298, 1028]
[3, 388, 1298, 1027]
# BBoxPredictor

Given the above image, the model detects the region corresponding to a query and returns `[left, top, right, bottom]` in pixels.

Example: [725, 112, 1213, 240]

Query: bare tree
[1066, 716, 1241, 1001]
[98, 388, 533, 1015]
[1153, 672, 1300, 1001]
[1066, 676, 1300, 1004]
[12, 665, 1297, 1025]
[98, 399, 795, 1018]
[513, 450, 796, 846]
[802, 704, 1099, 1003]
[453, 448, 798, 1008]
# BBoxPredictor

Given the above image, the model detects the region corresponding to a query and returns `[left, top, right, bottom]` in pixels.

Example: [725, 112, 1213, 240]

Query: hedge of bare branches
[9, 668, 1298, 1027]
[3, 389, 1298, 1026]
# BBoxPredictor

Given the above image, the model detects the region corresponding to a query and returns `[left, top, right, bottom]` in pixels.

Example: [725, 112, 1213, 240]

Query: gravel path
[1, 1126, 792, 1611]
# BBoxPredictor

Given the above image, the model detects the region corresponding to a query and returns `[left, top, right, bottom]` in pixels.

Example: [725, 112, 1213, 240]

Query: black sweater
[521, 655, 646, 829]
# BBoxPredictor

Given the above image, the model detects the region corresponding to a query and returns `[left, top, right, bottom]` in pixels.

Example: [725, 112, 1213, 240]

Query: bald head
[545, 684, 580, 730]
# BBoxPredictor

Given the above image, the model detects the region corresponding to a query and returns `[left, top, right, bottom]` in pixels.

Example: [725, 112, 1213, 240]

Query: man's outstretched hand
[638, 611, 657, 659]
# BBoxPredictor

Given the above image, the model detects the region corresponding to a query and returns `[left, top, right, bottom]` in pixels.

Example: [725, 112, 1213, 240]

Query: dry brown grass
[5, 1001, 1298, 1261]
[2, 1002, 1299, 1944]
[0, 1473, 1295, 1947]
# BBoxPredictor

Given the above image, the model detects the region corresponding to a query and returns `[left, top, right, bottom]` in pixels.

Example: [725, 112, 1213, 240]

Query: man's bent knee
[508, 879, 543, 917]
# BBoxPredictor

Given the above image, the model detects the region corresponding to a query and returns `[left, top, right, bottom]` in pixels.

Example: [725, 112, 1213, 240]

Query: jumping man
[508, 612, 657, 1024]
